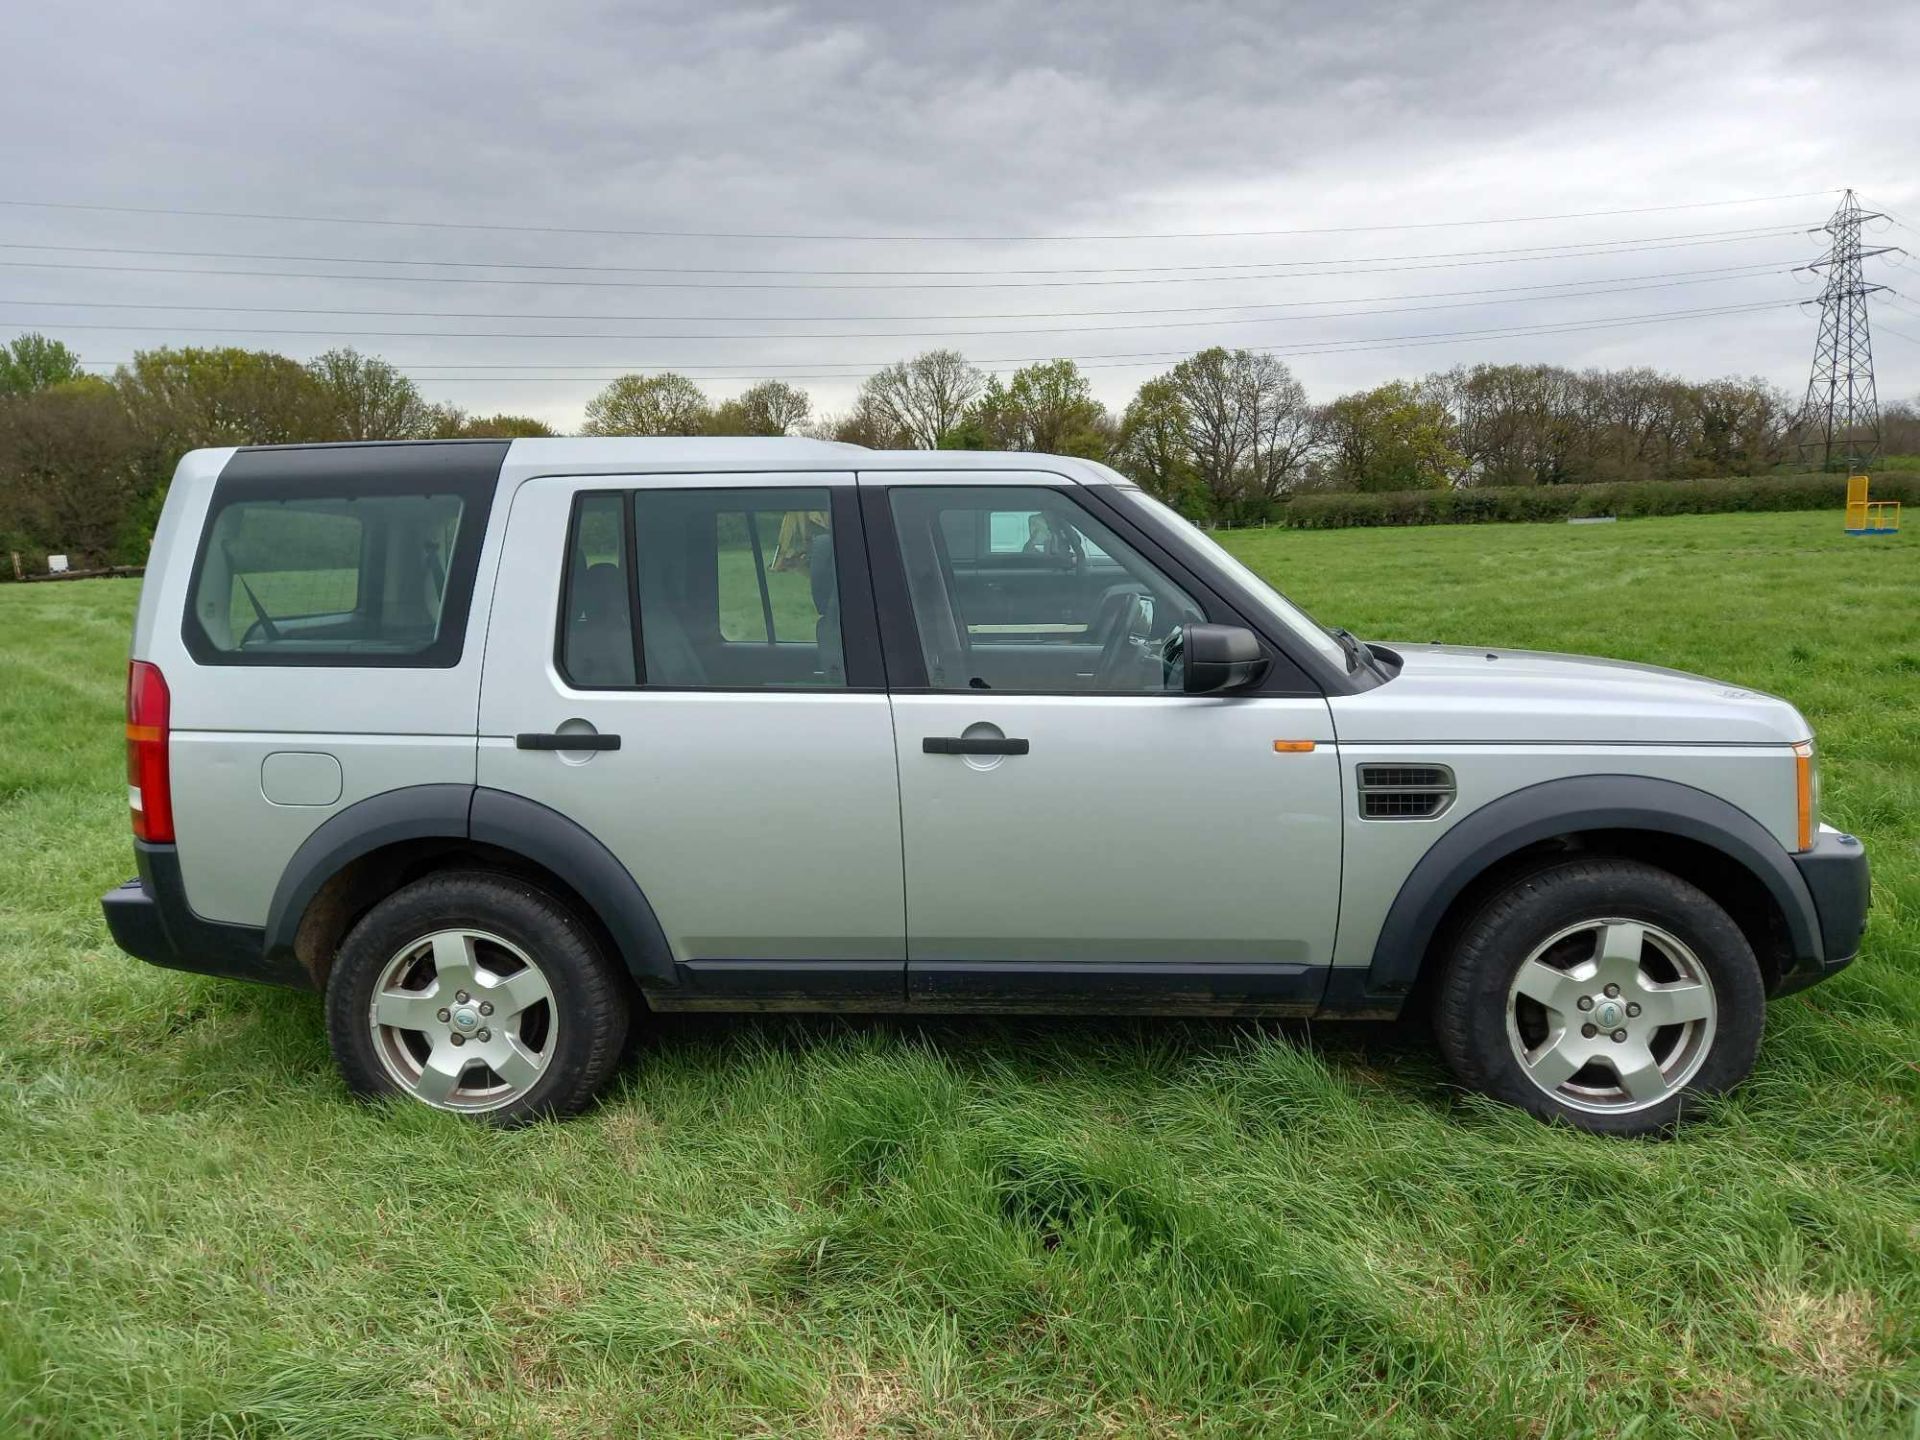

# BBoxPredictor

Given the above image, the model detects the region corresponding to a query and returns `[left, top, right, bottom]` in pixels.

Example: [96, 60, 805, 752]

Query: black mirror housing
[1182, 624, 1271, 694]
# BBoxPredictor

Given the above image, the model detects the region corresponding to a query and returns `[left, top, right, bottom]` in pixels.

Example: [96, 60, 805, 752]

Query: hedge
[1272, 472, 1920, 529]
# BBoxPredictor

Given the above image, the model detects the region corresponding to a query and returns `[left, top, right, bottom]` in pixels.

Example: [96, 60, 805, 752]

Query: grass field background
[0, 511, 1914, 1438]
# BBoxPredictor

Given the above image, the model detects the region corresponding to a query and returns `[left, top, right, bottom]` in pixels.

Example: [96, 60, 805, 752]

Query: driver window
[888, 486, 1205, 693]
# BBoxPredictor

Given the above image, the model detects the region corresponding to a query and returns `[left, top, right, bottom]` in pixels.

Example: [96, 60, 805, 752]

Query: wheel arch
[264, 784, 676, 989]
[1350, 774, 1821, 1013]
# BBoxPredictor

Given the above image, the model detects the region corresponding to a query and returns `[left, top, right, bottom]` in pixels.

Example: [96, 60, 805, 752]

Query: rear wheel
[325, 871, 628, 1125]
[1435, 858, 1764, 1135]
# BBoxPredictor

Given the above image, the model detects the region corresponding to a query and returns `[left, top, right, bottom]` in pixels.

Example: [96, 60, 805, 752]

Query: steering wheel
[1092, 592, 1150, 690]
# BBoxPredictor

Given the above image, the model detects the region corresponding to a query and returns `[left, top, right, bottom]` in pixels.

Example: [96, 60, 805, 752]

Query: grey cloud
[3, 0, 1916, 425]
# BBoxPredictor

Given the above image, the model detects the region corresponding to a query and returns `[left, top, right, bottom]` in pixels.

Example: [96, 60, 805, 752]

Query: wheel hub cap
[450, 1004, 481, 1032]
[1592, 997, 1625, 1030]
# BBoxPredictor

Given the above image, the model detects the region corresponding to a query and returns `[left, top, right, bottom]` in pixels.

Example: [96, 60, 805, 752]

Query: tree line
[1, 330, 1911, 567]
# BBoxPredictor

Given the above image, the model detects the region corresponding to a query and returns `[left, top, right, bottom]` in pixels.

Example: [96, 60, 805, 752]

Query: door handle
[923, 735, 1029, 756]
[517, 732, 621, 751]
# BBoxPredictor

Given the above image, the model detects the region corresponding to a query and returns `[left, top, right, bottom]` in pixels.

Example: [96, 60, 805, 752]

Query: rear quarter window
[182, 444, 500, 667]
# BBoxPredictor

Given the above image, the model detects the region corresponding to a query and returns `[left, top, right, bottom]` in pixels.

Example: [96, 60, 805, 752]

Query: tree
[0, 379, 142, 564]
[307, 348, 434, 440]
[0, 334, 84, 397]
[1143, 348, 1316, 519]
[967, 360, 1112, 457]
[114, 346, 330, 451]
[112, 347, 332, 504]
[1114, 376, 1199, 510]
[583, 373, 711, 436]
[708, 380, 812, 436]
[856, 350, 985, 448]
[726, 380, 812, 436]
[459, 412, 558, 439]
[421, 404, 558, 439]
[1316, 381, 1462, 491]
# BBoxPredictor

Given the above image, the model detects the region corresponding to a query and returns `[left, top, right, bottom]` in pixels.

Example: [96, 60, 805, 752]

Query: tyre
[325, 870, 629, 1125]
[1434, 858, 1764, 1135]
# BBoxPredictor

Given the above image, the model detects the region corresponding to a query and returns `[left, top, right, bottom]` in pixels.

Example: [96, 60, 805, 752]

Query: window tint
[189, 492, 465, 662]
[716, 506, 831, 645]
[888, 486, 1206, 693]
[558, 493, 637, 687]
[558, 487, 845, 690]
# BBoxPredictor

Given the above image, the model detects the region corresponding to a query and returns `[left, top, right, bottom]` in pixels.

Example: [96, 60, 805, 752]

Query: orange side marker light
[1272, 740, 1317, 753]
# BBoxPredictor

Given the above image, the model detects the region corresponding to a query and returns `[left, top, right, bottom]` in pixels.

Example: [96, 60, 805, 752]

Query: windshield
[1114, 489, 1350, 669]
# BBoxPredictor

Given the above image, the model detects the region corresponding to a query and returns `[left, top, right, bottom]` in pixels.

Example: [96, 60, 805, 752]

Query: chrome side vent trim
[1357, 764, 1456, 820]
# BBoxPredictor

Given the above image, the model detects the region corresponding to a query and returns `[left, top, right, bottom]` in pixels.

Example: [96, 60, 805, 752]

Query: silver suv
[102, 438, 1870, 1135]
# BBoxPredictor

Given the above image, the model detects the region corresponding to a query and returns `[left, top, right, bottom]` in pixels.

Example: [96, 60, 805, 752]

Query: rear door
[868, 475, 1343, 1011]
[477, 472, 907, 1003]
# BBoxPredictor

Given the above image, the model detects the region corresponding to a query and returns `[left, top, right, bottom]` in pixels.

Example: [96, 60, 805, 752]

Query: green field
[0, 512, 1914, 1438]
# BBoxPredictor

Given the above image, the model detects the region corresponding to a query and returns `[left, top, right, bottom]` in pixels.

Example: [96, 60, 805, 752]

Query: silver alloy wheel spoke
[1595, 920, 1646, 977]
[1609, 1041, 1670, 1103]
[1524, 1031, 1588, 1088]
[1513, 957, 1587, 1013]
[488, 965, 554, 1018]
[488, 1036, 544, 1091]
[373, 989, 445, 1032]
[1638, 979, 1713, 1025]
[414, 1045, 469, 1104]
[368, 927, 558, 1113]
[430, 931, 480, 995]
[1504, 916, 1717, 1115]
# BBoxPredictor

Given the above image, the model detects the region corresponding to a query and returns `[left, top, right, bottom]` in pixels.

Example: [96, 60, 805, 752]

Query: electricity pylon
[1798, 190, 1894, 471]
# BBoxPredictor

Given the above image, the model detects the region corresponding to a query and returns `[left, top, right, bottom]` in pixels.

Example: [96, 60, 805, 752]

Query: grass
[0, 510, 1915, 1438]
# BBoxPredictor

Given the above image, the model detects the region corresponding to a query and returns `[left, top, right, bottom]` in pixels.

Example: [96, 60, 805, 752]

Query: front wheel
[325, 871, 629, 1125]
[1434, 859, 1765, 1135]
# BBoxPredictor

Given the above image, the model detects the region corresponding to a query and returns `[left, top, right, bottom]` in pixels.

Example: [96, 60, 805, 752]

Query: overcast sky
[5, 0, 1918, 428]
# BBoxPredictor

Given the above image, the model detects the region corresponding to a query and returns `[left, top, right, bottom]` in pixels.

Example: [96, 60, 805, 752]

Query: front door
[874, 478, 1343, 1011]
[478, 473, 906, 1003]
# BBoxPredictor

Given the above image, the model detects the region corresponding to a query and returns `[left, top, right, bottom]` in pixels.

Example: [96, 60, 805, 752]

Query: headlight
[1793, 739, 1818, 852]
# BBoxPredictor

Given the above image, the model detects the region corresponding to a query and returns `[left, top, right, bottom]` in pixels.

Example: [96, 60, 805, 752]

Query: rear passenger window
[187, 491, 473, 665]
[558, 494, 637, 687]
[557, 487, 845, 690]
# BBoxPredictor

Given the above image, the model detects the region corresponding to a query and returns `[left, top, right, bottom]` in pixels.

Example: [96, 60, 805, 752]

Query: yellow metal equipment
[1844, 475, 1901, 536]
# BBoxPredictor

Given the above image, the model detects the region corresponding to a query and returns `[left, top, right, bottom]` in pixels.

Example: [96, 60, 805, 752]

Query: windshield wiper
[236, 574, 283, 643]
[1328, 627, 1367, 672]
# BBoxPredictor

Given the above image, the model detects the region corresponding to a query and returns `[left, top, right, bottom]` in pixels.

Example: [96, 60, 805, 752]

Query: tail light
[127, 661, 174, 843]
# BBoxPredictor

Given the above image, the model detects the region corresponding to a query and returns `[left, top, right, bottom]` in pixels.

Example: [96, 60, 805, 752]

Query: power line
[0, 191, 1834, 243]
[0, 259, 1785, 326]
[0, 223, 1804, 278]
[70, 298, 1797, 380]
[0, 230, 1807, 293]
[0, 269, 1788, 344]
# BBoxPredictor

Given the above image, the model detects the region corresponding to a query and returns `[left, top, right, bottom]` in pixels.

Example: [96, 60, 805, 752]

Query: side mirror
[1181, 623, 1270, 694]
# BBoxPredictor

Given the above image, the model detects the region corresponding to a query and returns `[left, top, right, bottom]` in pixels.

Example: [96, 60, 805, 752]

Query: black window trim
[553, 481, 885, 695]
[180, 441, 504, 670]
[867, 480, 1324, 698]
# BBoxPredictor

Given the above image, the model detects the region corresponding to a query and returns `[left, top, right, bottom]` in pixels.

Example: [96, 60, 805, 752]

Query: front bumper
[1778, 826, 1871, 995]
[101, 842, 312, 989]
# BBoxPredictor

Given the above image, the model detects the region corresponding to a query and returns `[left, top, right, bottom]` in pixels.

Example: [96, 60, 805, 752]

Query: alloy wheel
[1504, 917, 1718, 1114]
[367, 928, 557, 1112]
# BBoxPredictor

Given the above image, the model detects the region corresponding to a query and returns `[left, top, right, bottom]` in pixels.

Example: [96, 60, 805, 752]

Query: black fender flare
[262, 783, 676, 986]
[1363, 773, 1822, 997]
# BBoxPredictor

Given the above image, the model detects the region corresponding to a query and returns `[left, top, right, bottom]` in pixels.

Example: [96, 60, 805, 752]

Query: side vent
[1356, 764, 1456, 820]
